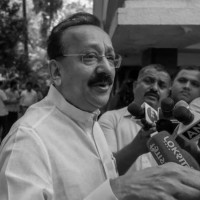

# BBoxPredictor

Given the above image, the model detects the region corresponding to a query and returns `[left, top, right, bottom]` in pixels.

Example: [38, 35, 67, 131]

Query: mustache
[144, 90, 159, 99]
[88, 72, 113, 86]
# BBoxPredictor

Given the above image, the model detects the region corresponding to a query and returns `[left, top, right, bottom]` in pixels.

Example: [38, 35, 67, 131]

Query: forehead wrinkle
[176, 70, 200, 81]
[61, 25, 113, 53]
[138, 71, 171, 86]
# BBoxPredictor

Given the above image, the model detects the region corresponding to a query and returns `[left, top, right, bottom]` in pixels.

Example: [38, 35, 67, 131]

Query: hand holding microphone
[127, 101, 200, 170]
[127, 102, 157, 155]
[127, 101, 158, 130]
[147, 131, 200, 170]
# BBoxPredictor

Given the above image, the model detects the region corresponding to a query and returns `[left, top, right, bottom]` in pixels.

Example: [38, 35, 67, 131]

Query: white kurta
[0, 85, 118, 200]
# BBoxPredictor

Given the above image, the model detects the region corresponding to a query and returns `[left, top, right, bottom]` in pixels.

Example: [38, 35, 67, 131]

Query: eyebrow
[82, 43, 114, 54]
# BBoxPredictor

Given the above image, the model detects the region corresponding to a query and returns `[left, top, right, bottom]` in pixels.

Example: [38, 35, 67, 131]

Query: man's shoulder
[190, 97, 200, 113]
[102, 107, 128, 117]
[18, 99, 54, 129]
[99, 107, 129, 124]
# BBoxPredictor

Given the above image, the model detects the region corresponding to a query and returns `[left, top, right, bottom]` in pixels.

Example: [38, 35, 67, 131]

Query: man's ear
[49, 60, 61, 86]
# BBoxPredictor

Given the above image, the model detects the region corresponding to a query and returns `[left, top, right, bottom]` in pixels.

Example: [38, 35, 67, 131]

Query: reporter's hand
[110, 162, 200, 200]
[114, 125, 156, 175]
[132, 123, 156, 155]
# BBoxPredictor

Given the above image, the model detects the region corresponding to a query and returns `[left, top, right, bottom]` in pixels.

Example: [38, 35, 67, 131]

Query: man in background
[5, 80, 20, 135]
[19, 81, 38, 115]
[99, 64, 171, 172]
[171, 65, 200, 104]
[170, 65, 200, 166]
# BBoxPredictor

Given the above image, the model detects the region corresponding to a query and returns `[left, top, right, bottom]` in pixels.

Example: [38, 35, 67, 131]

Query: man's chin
[145, 99, 159, 109]
[91, 94, 110, 109]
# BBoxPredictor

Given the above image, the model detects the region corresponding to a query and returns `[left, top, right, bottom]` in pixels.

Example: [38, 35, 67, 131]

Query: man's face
[56, 25, 116, 112]
[171, 69, 200, 104]
[133, 68, 171, 110]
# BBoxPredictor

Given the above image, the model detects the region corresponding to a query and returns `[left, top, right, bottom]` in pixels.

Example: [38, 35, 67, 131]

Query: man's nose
[96, 57, 115, 74]
[151, 82, 159, 91]
[184, 81, 191, 89]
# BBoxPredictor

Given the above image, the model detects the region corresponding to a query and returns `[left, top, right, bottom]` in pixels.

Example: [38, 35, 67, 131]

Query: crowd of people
[0, 12, 200, 200]
[0, 80, 46, 143]
[99, 64, 200, 173]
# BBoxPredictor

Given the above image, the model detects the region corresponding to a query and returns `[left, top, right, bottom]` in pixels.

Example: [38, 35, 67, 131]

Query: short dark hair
[47, 12, 101, 60]
[138, 64, 170, 81]
[172, 65, 200, 80]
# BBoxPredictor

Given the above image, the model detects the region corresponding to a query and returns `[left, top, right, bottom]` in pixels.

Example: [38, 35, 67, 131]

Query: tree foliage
[0, 0, 25, 70]
[0, 0, 93, 78]
[32, 0, 63, 18]
[32, 0, 63, 47]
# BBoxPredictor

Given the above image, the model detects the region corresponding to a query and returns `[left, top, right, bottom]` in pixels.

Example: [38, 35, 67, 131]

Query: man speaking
[0, 12, 200, 200]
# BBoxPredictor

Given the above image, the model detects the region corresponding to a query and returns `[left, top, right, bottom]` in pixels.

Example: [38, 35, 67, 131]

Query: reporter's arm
[114, 127, 155, 175]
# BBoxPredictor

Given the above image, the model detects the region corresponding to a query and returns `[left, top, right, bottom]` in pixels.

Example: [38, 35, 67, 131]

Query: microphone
[156, 118, 174, 134]
[158, 97, 179, 133]
[160, 97, 175, 118]
[173, 105, 200, 142]
[127, 102, 144, 119]
[128, 102, 158, 130]
[128, 102, 158, 124]
[147, 131, 200, 170]
[127, 102, 174, 133]
[172, 104, 200, 165]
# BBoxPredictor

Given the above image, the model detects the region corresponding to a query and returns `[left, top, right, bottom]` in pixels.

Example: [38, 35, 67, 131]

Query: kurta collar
[46, 85, 100, 124]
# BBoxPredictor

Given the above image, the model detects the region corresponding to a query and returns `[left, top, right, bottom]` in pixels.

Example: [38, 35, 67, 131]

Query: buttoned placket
[92, 115, 118, 179]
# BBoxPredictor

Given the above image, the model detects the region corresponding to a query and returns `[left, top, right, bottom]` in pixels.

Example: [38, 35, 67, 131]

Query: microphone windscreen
[161, 97, 174, 118]
[127, 102, 144, 118]
[156, 119, 174, 134]
[173, 106, 194, 125]
[174, 100, 189, 110]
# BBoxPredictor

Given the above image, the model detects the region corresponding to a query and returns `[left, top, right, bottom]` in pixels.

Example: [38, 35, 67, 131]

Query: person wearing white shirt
[20, 81, 38, 115]
[170, 66, 200, 166]
[5, 80, 20, 135]
[99, 64, 171, 173]
[1, 12, 200, 200]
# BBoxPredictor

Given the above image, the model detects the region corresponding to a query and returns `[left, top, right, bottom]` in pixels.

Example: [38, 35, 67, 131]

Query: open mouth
[92, 81, 111, 91]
